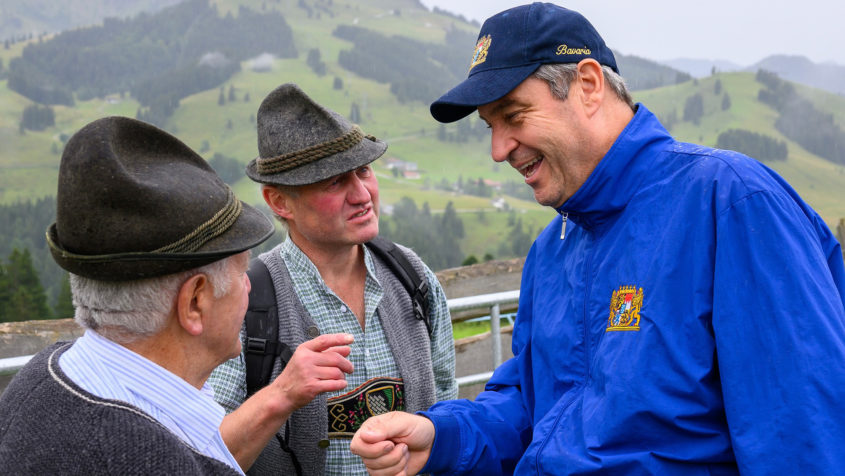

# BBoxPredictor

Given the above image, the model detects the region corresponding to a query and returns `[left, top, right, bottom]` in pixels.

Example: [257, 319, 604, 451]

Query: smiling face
[273, 165, 380, 251]
[478, 76, 603, 208]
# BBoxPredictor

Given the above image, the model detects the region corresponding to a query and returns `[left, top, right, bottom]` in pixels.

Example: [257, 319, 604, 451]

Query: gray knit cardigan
[0, 343, 239, 475]
[247, 244, 437, 476]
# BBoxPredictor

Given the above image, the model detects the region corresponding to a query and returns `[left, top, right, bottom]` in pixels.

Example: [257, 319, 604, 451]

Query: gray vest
[247, 244, 436, 476]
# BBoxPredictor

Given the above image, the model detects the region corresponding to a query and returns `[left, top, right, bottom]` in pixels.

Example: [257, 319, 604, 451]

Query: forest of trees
[716, 129, 788, 161]
[333, 25, 473, 104]
[0, 198, 76, 322]
[756, 69, 845, 165]
[20, 104, 55, 131]
[380, 198, 466, 270]
[0, 248, 72, 322]
[7, 0, 296, 125]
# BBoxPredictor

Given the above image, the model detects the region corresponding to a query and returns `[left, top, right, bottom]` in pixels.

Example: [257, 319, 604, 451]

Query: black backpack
[243, 236, 432, 397]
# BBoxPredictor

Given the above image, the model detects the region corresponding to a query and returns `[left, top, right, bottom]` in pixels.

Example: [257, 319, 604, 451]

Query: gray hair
[70, 253, 242, 343]
[533, 63, 634, 109]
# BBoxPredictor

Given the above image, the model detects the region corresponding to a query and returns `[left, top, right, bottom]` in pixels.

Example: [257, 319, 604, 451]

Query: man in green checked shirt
[208, 83, 457, 476]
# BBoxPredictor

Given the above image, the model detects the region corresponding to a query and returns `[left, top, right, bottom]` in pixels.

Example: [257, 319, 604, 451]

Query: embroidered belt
[327, 377, 405, 438]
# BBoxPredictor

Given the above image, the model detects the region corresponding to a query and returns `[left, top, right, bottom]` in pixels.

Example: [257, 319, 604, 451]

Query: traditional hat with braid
[47, 116, 274, 281]
[246, 83, 387, 186]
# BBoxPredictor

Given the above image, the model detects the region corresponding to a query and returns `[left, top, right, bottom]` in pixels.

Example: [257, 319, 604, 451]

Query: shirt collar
[73, 330, 226, 453]
[279, 236, 380, 286]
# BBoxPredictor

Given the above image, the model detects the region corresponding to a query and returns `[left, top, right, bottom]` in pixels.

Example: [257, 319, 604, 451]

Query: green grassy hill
[0, 0, 842, 257]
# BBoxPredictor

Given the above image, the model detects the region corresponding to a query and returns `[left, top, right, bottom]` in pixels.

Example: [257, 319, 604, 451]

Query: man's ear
[175, 274, 209, 337]
[262, 185, 294, 221]
[575, 58, 605, 116]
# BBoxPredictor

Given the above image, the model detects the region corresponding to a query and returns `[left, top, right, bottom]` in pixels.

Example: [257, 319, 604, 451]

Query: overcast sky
[420, 0, 845, 67]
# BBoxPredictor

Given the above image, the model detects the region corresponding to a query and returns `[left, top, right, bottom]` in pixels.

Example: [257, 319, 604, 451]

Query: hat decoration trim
[255, 125, 377, 175]
[153, 186, 243, 253]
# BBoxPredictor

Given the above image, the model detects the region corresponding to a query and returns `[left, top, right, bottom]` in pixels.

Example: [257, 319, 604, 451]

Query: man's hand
[221, 333, 354, 470]
[272, 333, 355, 410]
[350, 411, 435, 476]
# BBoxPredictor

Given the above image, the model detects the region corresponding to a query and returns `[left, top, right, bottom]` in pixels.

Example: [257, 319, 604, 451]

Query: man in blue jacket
[351, 3, 845, 475]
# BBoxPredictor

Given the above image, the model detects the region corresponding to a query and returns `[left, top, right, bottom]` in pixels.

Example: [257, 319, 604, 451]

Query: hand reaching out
[351, 411, 436, 476]
[273, 332, 355, 410]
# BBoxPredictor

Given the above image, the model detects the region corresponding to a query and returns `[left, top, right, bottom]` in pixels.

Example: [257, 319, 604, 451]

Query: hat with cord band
[47, 116, 274, 281]
[246, 83, 387, 186]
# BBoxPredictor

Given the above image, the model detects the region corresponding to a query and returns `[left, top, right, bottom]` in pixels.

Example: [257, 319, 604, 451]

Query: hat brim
[47, 202, 275, 281]
[246, 136, 387, 186]
[430, 63, 542, 123]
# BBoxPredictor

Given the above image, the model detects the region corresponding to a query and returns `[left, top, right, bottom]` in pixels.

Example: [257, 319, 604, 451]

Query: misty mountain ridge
[660, 58, 745, 78]
[661, 55, 845, 97]
[747, 55, 845, 96]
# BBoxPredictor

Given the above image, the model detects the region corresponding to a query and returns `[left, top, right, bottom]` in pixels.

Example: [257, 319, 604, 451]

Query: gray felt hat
[246, 83, 387, 186]
[46, 116, 274, 281]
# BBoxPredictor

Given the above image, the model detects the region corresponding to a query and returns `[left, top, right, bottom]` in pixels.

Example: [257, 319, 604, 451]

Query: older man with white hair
[0, 116, 355, 475]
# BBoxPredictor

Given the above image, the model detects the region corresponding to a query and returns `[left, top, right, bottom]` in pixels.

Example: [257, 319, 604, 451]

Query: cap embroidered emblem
[470, 35, 492, 70]
[607, 285, 643, 331]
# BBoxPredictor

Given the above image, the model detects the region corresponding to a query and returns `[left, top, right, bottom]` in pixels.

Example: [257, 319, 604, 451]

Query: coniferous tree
[2, 248, 51, 322]
[683, 93, 704, 125]
[349, 102, 361, 123]
[54, 273, 75, 319]
[0, 262, 9, 320]
[721, 93, 731, 111]
[441, 201, 465, 240]
[462, 255, 479, 266]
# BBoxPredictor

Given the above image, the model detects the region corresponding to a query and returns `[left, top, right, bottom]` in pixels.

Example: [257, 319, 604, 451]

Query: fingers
[325, 345, 353, 358]
[359, 443, 410, 476]
[272, 333, 359, 409]
[351, 412, 435, 475]
[301, 333, 354, 352]
[355, 412, 417, 442]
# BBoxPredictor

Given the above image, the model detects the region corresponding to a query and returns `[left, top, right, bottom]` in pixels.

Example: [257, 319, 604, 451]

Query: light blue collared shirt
[60, 330, 243, 474]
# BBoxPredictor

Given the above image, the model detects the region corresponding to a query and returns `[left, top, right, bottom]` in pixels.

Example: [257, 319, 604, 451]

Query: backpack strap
[365, 236, 433, 336]
[244, 257, 293, 397]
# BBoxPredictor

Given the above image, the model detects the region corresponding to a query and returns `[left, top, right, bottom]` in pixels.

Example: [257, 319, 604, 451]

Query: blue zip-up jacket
[422, 105, 845, 475]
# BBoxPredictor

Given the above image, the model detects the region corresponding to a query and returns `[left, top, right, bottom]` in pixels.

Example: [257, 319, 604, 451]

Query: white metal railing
[0, 290, 521, 386]
[449, 290, 519, 387]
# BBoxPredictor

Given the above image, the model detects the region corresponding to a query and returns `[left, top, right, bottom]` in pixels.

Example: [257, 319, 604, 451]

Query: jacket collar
[555, 104, 674, 230]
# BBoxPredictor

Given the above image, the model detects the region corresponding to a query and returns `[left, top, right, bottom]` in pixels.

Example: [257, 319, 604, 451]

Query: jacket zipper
[559, 211, 568, 240]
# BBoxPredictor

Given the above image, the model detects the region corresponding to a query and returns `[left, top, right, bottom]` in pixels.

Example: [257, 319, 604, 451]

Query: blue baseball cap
[430, 2, 618, 123]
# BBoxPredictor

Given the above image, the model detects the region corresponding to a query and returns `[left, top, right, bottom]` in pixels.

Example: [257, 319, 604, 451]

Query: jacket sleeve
[419, 244, 539, 475]
[419, 356, 532, 475]
[713, 190, 845, 473]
